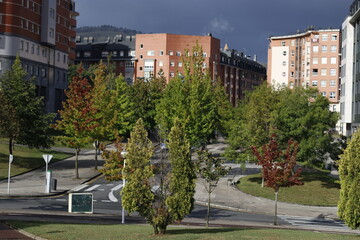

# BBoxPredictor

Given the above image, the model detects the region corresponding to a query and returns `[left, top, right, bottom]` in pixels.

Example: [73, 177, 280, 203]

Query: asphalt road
[0, 175, 350, 231]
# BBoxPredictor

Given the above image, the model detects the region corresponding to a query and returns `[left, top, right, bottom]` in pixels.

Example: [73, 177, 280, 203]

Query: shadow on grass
[166, 227, 247, 235]
[243, 172, 340, 190]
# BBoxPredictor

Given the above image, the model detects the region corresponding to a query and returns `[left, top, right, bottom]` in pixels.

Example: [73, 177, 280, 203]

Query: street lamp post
[121, 150, 127, 224]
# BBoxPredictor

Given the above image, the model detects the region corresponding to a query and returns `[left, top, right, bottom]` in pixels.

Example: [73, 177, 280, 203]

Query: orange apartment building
[135, 33, 220, 82]
[0, 0, 78, 112]
[267, 29, 341, 112]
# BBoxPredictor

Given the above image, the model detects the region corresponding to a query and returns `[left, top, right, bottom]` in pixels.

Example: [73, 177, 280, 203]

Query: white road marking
[85, 184, 101, 192]
[55, 199, 66, 202]
[108, 183, 124, 202]
[102, 200, 112, 203]
[71, 184, 88, 192]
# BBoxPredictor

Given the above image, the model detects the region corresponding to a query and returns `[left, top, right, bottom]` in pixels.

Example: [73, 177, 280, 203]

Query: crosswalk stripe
[71, 184, 88, 192]
[85, 184, 100, 192]
[111, 183, 123, 191]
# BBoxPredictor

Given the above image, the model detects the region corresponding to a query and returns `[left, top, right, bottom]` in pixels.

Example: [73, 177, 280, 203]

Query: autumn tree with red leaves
[54, 67, 98, 179]
[252, 134, 303, 225]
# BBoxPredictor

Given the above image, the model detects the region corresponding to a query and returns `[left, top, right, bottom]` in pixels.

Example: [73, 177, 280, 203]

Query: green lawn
[5, 221, 359, 240]
[237, 171, 340, 206]
[0, 143, 72, 180]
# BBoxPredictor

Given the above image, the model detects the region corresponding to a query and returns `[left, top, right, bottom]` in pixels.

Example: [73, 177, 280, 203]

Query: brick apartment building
[0, 0, 78, 112]
[267, 29, 341, 112]
[75, 33, 266, 105]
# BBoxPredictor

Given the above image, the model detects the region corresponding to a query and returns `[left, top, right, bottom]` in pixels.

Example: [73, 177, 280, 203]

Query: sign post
[7, 155, 13, 194]
[43, 155, 53, 193]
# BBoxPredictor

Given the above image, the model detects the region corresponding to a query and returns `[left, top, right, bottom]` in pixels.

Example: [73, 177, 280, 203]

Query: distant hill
[76, 25, 142, 42]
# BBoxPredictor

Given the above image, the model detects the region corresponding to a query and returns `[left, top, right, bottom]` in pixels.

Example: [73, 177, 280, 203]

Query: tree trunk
[8, 138, 13, 155]
[94, 140, 100, 170]
[206, 182, 211, 228]
[75, 148, 80, 179]
[274, 190, 278, 225]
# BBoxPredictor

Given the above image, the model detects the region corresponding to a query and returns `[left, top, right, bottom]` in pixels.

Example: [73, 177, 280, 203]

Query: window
[330, 80, 336, 87]
[170, 72, 174, 77]
[202, 63, 207, 68]
[322, 45, 327, 52]
[312, 80, 318, 86]
[313, 58, 318, 64]
[140, 44, 143, 49]
[0, 61, 2, 71]
[49, 28, 54, 38]
[330, 92, 336, 99]
[321, 69, 327, 76]
[29, 65, 33, 75]
[281, 41, 285, 46]
[112, 51, 117, 57]
[283, 51, 287, 56]
[331, 34, 337, 41]
[159, 50, 164, 56]
[176, 51, 181, 56]
[170, 61, 175, 67]
[330, 69, 336, 76]
[290, 72, 294, 77]
[282, 61, 286, 66]
[50, 8, 55, 19]
[139, 67, 142, 71]
[119, 51, 124, 56]
[178, 62, 182, 67]
[331, 45, 337, 52]
[321, 92, 326, 97]
[307, 46, 310, 54]
[314, 34, 319, 39]
[20, 41, 24, 50]
[63, 55, 66, 64]
[322, 34, 328, 41]
[84, 51, 91, 57]
[321, 80, 326, 87]
[37, 46, 40, 55]
[312, 69, 318, 76]
[313, 46, 319, 53]
[140, 55, 143, 59]
[291, 61, 294, 67]
[25, 42, 29, 52]
[330, 57, 337, 64]
[41, 68, 46, 77]
[147, 50, 155, 56]
[101, 51, 109, 57]
[291, 40, 295, 46]
[125, 61, 134, 68]
[169, 51, 173, 56]
[57, 52, 60, 61]
[321, 57, 327, 64]
[282, 72, 286, 77]
[159, 61, 163, 67]
[31, 44, 34, 54]
[291, 50, 294, 56]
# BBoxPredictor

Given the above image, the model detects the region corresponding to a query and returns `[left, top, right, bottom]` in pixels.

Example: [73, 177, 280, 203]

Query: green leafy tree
[166, 118, 196, 224]
[252, 135, 303, 225]
[122, 118, 196, 235]
[132, 73, 166, 131]
[99, 137, 125, 181]
[53, 67, 96, 178]
[122, 118, 155, 230]
[272, 87, 338, 166]
[338, 130, 360, 229]
[156, 44, 227, 147]
[0, 56, 53, 155]
[195, 149, 230, 228]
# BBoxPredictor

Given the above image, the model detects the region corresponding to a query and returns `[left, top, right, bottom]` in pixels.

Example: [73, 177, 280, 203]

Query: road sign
[42, 155, 53, 164]
[68, 193, 93, 213]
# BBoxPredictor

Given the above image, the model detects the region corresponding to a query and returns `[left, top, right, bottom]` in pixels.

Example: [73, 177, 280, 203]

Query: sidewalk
[0, 148, 102, 197]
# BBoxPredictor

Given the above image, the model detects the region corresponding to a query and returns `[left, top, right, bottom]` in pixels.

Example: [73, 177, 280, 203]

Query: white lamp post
[121, 150, 127, 224]
[7, 154, 13, 194]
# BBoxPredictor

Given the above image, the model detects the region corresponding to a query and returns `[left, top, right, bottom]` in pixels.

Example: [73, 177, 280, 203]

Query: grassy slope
[237, 172, 340, 206]
[0, 143, 72, 180]
[6, 221, 359, 240]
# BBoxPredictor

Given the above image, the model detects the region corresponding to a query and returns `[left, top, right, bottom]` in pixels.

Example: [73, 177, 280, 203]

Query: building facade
[0, 0, 78, 112]
[74, 34, 136, 83]
[339, 0, 360, 136]
[267, 29, 341, 112]
[219, 48, 266, 105]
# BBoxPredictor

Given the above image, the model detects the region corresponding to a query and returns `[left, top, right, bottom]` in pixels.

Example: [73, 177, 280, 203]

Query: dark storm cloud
[76, 0, 354, 63]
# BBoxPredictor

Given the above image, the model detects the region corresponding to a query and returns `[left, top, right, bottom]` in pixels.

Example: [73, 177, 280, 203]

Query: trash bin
[52, 179, 57, 191]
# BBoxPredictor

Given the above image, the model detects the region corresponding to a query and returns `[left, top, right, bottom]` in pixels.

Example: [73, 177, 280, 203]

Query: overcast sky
[76, 0, 354, 63]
